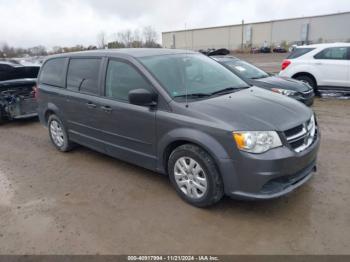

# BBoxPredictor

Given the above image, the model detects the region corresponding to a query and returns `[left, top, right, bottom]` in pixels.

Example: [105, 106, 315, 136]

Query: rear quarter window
[39, 58, 66, 87]
[287, 48, 315, 59]
[314, 47, 348, 60]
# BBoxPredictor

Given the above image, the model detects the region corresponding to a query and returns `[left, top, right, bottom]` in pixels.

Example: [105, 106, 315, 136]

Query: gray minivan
[37, 49, 320, 207]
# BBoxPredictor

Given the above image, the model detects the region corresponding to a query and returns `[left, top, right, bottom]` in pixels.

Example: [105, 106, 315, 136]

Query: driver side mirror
[128, 89, 157, 107]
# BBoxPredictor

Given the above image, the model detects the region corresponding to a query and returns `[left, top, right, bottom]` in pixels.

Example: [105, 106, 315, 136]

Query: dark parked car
[211, 56, 315, 106]
[273, 46, 288, 53]
[199, 48, 230, 56]
[0, 61, 39, 124]
[37, 49, 320, 207]
[260, 47, 271, 53]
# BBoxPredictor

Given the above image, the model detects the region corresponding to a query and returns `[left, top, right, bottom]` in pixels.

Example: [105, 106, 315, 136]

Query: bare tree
[52, 46, 63, 54]
[130, 29, 143, 48]
[105, 27, 161, 49]
[29, 45, 47, 56]
[143, 26, 158, 47]
[133, 29, 142, 42]
[97, 32, 107, 49]
[117, 30, 134, 47]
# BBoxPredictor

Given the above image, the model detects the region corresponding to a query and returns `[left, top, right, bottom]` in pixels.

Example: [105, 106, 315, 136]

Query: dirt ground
[0, 54, 349, 255]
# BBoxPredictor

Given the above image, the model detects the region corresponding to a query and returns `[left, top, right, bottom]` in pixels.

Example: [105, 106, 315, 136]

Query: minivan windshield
[222, 60, 269, 79]
[140, 54, 249, 99]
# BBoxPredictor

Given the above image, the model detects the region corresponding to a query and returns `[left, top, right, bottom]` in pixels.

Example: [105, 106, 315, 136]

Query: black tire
[48, 114, 74, 152]
[294, 75, 317, 92]
[0, 108, 5, 125]
[168, 144, 224, 207]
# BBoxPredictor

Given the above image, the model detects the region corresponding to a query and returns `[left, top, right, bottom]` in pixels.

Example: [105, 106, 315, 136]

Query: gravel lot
[0, 54, 349, 255]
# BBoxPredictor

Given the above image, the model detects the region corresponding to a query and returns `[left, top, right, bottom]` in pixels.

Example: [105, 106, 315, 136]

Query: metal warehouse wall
[162, 12, 350, 50]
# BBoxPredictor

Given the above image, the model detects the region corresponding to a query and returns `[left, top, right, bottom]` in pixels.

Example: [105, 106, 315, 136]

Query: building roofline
[162, 11, 350, 34]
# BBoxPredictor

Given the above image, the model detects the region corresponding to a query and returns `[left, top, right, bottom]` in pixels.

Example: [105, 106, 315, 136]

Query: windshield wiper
[251, 75, 268, 80]
[211, 86, 249, 96]
[174, 93, 212, 99]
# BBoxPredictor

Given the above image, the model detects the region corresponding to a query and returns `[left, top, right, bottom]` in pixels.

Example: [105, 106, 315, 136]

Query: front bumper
[291, 92, 315, 106]
[296, 96, 314, 106]
[218, 132, 320, 200]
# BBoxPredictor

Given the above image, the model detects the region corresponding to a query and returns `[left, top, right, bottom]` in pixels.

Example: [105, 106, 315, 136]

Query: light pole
[241, 20, 244, 51]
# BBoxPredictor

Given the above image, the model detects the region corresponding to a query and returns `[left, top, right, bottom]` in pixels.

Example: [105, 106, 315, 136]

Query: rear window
[39, 58, 66, 87]
[287, 48, 315, 59]
[67, 58, 101, 95]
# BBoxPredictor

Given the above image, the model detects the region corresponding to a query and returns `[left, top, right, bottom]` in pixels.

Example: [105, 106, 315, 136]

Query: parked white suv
[279, 43, 350, 93]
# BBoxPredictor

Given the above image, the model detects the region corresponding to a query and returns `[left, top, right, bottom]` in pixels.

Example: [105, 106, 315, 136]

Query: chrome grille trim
[286, 127, 307, 142]
[284, 115, 317, 153]
[302, 89, 313, 95]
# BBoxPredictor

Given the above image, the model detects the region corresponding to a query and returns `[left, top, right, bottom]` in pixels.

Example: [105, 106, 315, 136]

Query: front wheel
[48, 115, 74, 152]
[0, 108, 6, 125]
[168, 144, 224, 207]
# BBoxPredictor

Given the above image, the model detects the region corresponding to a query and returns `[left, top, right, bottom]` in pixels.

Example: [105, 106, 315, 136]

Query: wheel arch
[43, 103, 62, 126]
[292, 72, 318, 86]
[158, 128, 230, 175]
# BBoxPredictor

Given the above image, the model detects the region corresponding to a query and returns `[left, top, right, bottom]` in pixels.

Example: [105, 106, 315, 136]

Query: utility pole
[241, 20, 244, 51]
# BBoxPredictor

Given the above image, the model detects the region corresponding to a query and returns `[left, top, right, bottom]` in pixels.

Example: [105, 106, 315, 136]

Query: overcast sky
[1, 0, 349, 48]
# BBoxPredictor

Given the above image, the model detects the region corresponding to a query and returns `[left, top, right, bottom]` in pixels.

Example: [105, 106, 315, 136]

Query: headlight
[233, 131, 282, 154]
[271, 88, 298, 96]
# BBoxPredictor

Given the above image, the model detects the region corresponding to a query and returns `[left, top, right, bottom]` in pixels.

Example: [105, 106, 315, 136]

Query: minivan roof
[47, 48, 197, 59]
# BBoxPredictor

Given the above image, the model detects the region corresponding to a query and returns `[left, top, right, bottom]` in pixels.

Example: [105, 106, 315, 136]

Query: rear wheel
[168, 144, 224, 207]
[48, 115, 74, 152]
[294, 75, 318, 93]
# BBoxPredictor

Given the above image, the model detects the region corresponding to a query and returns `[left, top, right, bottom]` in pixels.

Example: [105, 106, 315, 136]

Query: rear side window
[67, 58, 101, 95]
[39, 58, 66, 87]
[287, 48, 315, 59]
[105, 60, 153, 102]
[314, 47, 348, 60]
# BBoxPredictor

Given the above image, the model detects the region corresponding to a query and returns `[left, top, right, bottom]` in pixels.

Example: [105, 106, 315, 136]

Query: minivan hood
[188, 87, 312, 131]
[250, 76, 311, 92]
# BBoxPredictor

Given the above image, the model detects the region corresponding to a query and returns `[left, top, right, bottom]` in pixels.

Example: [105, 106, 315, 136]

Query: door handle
[86, 102, 97, 109]
[101, 106, 112, 113]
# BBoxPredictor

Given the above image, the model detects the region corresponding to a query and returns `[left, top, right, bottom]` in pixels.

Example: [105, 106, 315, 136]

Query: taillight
[33, 85, 38, 99]
[281, 59, 291, 70]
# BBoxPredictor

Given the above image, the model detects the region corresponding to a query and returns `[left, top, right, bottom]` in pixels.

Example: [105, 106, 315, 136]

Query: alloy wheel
[174, 157, 208, 199]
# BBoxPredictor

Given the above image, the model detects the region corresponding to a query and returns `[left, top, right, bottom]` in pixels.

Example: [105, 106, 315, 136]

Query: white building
[162, 11, 350, 50]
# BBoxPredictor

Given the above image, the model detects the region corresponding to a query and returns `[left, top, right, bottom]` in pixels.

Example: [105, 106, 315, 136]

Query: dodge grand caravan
[37, 49, 320, 207]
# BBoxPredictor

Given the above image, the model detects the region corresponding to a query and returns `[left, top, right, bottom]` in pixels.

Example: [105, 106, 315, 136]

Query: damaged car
[210, 55, 315, 106]
[0, 61, 39, 124]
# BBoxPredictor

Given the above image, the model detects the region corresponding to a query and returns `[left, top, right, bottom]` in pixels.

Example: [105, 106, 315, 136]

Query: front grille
[284, 116, 317, 153]
[284, 125, 303, 137]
